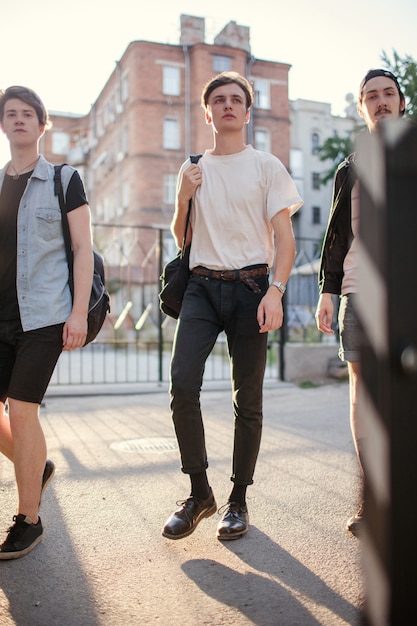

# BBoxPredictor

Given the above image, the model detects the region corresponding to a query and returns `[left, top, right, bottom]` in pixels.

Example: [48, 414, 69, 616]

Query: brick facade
[41, 15, 292, 233]
[37, 15, 296, 287]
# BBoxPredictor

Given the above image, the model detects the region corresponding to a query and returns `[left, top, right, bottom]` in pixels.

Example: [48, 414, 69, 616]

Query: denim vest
[0, 156, 75, 331]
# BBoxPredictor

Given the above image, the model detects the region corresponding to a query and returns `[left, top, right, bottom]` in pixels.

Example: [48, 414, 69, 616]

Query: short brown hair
[201, 71, 254, 110]
[0, 85, 51, 127]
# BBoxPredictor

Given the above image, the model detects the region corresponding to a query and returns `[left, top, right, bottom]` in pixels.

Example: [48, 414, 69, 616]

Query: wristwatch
[271, 281, 286, 294]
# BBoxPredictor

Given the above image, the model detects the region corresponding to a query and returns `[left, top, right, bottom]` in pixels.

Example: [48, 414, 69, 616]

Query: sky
[1, 0, 417, 162]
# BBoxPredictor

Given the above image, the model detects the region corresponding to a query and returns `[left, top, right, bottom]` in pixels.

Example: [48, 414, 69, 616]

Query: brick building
[36, 13, 361, 337]
[38, 13, 296, 299]
[39, 13, 358, 312]
[91, 15, 291, 230]
[41, 14, 292, 230]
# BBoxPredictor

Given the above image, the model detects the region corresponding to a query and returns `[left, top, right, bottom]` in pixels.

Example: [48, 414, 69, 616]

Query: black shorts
[0, 320, 64, 404]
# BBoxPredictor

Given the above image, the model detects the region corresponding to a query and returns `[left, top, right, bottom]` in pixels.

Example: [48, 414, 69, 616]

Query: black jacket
[318, 153, 357, 294]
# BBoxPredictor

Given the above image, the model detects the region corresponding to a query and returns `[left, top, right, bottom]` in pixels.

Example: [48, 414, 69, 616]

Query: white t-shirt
[178, 145, 303, 271]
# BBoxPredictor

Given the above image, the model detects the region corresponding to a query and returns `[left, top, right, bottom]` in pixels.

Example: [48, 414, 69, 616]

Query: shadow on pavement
[0, 490, 101, 626]
[182, 527, 361, 626]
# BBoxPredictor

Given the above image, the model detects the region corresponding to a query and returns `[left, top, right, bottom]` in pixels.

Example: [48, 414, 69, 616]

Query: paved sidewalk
[0, 381, 363, 625]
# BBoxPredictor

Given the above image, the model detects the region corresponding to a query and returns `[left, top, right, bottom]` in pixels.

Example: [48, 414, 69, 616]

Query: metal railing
[50, 334, 284, 386]
[49, 224, 322, 388]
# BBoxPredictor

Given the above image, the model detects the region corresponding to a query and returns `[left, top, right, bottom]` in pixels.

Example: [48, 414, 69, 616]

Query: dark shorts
[0, 320, 64, 404]
[338, 294, 360, 363]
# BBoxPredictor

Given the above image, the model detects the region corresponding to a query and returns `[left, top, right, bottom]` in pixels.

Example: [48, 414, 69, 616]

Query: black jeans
[169, 270, 269, 486]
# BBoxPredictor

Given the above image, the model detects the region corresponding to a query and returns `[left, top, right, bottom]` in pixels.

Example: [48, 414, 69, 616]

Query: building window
[290, 149, 303, 179]
[163, 66, 181, 96]
[163, 118, 180, 150]
[312, 173, 320, 190]
[51, 131, 69, 155]
[213, 55, 231, 73]
[254, 79, 270, 109]
[312, 206, 321, 224]
[254, 129, 271, 153]
[121, 72, 129, 102]
[96, 200, 103, 221]
[163, 174, 177, 205]
[104, 98, 115, 126]
[96, 110, 104, 138]
[312, 133, 320, 155]
[103, 196, 114, 222]
[122, 181, 130, 211]
[121, 126, 129, 157]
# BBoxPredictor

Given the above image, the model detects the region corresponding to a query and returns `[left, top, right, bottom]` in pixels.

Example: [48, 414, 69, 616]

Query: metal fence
[50, 224, 322, 388]
[50, 335, 285, 386]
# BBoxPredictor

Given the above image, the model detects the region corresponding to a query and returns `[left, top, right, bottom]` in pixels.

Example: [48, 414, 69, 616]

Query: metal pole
[356, 119, 417, 624]
[157, 229, 164, 383]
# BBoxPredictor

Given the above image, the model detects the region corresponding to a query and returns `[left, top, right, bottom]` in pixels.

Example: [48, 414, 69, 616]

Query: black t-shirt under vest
[0, 169, 88, 321]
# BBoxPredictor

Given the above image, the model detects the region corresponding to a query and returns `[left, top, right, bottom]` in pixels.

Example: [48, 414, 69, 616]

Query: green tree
[381, 49, 417, 120]
[318, 134, 355, 186]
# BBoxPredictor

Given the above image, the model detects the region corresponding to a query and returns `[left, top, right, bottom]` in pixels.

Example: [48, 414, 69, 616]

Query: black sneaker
[162, 489, 217, 539]
[0, 514, 43, 560]
[40, 460, 55, 506]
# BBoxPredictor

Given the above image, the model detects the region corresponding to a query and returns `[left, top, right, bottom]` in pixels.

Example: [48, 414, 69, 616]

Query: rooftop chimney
[180, 14, 205, 45]
[213, 20, 250, 53]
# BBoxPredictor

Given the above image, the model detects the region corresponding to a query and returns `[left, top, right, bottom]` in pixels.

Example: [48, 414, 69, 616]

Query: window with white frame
[254, 128, 271, 153]
[51, 131, 69, 155]
[163, 174, 177, 205]
[163, 118, 180, 150]
[103, 196, 114, 222]
[96, 200, 103, 221]
[122, 181, 130, 211]
[290, 148, 304, 179]
[254, 79, 270, 109]
[96, 110, 104, 138]
[102, 97, 115, 127]
[121, 125, 129, 157]
[121, 72, 129, 102]
[163, 66, 181, 96]
[213, 55, 231, 73]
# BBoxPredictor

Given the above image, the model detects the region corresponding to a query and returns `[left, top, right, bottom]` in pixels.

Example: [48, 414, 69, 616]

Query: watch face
[272, 281, 285, 293]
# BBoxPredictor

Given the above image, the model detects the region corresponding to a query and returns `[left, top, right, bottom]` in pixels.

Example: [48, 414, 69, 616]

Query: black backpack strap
[54, 164, 73, 274]
[181, 154, 203, 251]
[53, 163, 65, 198]
[190, 153, 203, 164]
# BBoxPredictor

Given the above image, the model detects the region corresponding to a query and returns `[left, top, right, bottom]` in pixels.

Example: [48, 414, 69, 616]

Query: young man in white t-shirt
[162, 71, 303, 541]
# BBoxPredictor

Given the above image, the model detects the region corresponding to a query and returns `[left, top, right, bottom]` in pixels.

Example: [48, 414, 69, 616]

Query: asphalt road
[0, 381, 363, 625]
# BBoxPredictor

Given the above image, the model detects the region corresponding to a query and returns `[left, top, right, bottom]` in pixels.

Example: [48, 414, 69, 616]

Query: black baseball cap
[359, 69, 405, 102]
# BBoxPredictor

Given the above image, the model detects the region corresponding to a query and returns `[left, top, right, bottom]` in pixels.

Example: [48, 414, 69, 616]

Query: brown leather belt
[192, 265, 268, 293]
